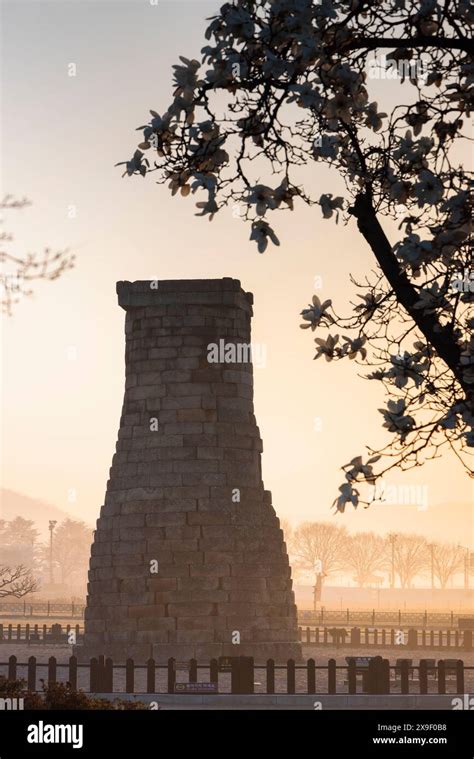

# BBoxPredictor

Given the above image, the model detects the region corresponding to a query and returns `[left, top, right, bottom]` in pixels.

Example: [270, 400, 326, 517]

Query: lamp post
[48, 520, 57, 585]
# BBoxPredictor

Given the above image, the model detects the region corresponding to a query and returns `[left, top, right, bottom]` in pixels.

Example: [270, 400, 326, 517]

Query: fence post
[367, 656, 385, 695]
[400, 660, 409, 694]
[306, 626, 311, 644]
[398, 610, 401, 627]
[26, 623, 30, 642]
[167, 658, 176, 693]
[306, 658, 315, 694]
[47, 601, 50, 617]
[210, 658, 218, 686]
[407, 629, 418, 648]
[328, 658, 336, 694]
[105, 658, 113, 693]
[231, 657, 253, 694]
[48, 656, 57, 685]
[463, 630, 472, 652]
[455, 660, 464, 694]
[348, 659, 356, 694]
[90, 658, 98, 692]
[437, 661, 446, 694]
[381, 659, 390, 694]
[287, 659, 296, 694]
[8, 655, 17, 681]
[98, 655, 105, 691]
[350, 627, 360, 647]
[372, 609, 375, 626]
[146, 659, 155, 693]
[125, 658, 134, 694]
[346, 608, 349, 623]
[0, 624, 3, 640]
[8, 624, 12, 641]
[419, 660, 428, 694]
[451, 611, 454, 627]
[266, 659, 275, 694]
[27, 656, 36, 691]
[189, 658, 197, 684]
[69, 656, 77, 691]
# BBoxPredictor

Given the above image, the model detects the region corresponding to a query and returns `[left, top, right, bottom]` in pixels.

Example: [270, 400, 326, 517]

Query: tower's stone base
[79, 280, 302, 664]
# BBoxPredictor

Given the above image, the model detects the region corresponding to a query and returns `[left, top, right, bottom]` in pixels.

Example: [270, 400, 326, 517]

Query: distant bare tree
[290, 522, 348, 592]
[389, 533, 428, 589]
[343, 532, 387, 587]
[431, 542, 465, 589]
[0, 195, 74, 314]
[0, 565, 38, 598]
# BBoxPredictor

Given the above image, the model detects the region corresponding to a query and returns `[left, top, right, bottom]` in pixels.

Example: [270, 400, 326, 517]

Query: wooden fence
[298, 626, 473, 651]
[0, 602, 84, 619]
[1, 655, 472, 696]
[1, 623, 472, 651]
[0, 623, 82, 644]
[299, 609, 474, 627]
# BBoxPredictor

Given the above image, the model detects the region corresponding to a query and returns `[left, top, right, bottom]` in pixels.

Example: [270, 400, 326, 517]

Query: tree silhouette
[0, 195, 74, 315]
[343, 531, 386, 587]
[431, 541, 465, 588]
[289, 521, 348, 592]
[0, 565, 38, 599]
[388, 532, 428, 588]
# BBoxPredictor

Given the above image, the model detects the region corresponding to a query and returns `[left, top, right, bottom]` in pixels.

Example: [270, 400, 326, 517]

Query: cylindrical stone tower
[80, 279, 301, 662]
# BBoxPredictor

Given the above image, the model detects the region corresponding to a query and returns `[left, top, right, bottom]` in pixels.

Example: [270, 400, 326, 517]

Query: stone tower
[81, 279, 301, 662]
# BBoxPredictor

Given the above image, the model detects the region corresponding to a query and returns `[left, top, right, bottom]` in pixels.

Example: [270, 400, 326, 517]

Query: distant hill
[0, 489, 84, 537]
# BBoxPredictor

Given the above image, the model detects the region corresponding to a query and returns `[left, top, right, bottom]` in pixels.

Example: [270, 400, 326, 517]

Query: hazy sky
[1, 0, 472, 544]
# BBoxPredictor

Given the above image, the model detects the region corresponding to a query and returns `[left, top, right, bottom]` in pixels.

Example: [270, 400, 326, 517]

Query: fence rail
[1, 623, 472, 651]
[0, 602, 85, 619]
[298, 609, 474, 627]
[0, 623, 82, 645]
[1, 604, 472, 627]
[298, 626, 473, 651]
[1, 655, 471, 696]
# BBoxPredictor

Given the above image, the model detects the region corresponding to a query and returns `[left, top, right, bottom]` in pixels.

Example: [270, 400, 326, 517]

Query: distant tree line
[281, 521, 471, 591]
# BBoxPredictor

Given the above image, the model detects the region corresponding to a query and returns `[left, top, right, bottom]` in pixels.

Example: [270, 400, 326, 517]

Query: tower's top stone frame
[117, 278, 253, 311]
